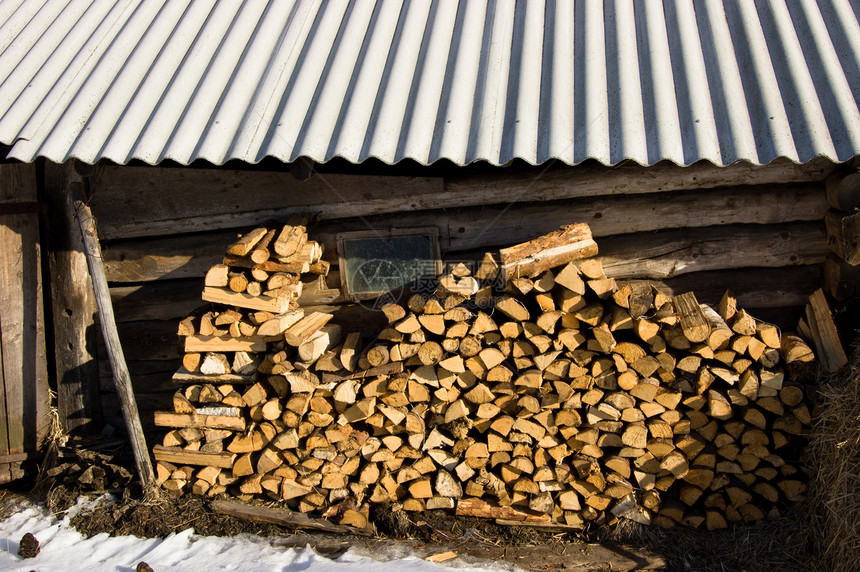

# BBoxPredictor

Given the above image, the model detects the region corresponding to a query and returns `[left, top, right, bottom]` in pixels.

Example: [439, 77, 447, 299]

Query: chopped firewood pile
[154, 219, 819, 532]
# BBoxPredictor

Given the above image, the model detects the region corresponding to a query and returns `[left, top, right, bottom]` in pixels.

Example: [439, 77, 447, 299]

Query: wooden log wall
[84, 157, 838, 434]
[0, 162, 51, 481]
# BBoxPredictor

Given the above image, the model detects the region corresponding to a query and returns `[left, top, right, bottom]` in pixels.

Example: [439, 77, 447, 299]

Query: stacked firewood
[154, 222, 817, 531]
[175, 215, 338, 381]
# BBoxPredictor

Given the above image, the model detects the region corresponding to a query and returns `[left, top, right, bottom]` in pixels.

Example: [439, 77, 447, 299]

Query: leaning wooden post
[70, 182, 155, 488]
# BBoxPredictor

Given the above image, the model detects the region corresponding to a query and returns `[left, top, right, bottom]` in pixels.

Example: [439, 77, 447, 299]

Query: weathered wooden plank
[101, 183, 828, 283]
[184, 334, 268, 353]
[153, 411, 245, 431]
[596, 222, 827, 279]
[153, 445, 235, 469]
[0, 330, 8, 464]
[0, 218, 27, 454]
[89, 167, 444, 239]
[44, 162, 101, 433]
[171, 367, 257, 384]
[0, 162, 50, 457]
[102, 230, 234, 282]
[74, 184, 155, 487]
[825, 209, 860, 264]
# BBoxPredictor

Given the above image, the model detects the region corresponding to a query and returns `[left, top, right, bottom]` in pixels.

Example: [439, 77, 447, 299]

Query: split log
[285, 312, 334, 346]
[805, 289, 847, 372]
[498, 223, 598, 282]
[274, 214, 310, 258]
[202, 286, 294, 313]
[298, 324, 342, 362]
[227, 227, 269, 257]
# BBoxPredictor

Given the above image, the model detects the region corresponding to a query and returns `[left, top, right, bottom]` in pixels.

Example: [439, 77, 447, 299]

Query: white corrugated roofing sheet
[0, 0, 858, 167]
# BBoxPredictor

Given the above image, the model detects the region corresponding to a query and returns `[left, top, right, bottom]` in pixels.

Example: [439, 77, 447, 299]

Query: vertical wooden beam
[0, 162, 50, 483]
[43, 162, 101, 433]
[825, 209, 860, 265]
[71, 182, 154, 488]
[0, 320, 10, 483]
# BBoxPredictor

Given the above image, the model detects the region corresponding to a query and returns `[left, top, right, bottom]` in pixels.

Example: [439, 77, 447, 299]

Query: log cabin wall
[80, 158, 840, 434]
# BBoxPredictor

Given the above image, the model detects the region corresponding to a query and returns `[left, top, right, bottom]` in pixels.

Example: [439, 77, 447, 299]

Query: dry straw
[806, 350, 860, 572]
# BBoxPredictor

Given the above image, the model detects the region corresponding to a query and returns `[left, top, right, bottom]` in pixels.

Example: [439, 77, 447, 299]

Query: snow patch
[1, 498, 509, 572]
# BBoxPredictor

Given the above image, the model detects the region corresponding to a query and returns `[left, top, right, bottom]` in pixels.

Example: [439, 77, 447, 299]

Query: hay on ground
[806, 350, 860, 572]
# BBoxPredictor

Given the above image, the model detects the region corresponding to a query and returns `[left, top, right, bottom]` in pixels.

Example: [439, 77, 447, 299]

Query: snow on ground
[0, 496, 513, 572]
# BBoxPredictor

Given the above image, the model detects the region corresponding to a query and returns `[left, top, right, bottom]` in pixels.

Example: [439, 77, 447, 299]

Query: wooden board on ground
[211, 499, 371, 535]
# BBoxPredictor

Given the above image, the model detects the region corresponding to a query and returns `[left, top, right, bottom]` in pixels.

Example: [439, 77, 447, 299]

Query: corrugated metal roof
[0, 0, 858, 167]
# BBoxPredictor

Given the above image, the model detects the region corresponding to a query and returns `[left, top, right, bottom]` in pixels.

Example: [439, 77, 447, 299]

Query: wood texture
[211, 499, 369, 534]
[825, 169, 860, 211]
[74, 185, 154, 487]
[99, 184, 827, 282]
[153, 411, 245, 431]
[595, 222, 827, 279]
[825, 209, 860, 264]
[89, 160, 832, 241]
[805, 289, 848, 373]
[100, 184, 828, 284]
[90, 167, 443, 239]
[202, 286, 295, 313]
[0, 163, 51, 482]
[634, 265, 822, 308]
[499, 223, 598, 281]
[44, 162, 101, 433]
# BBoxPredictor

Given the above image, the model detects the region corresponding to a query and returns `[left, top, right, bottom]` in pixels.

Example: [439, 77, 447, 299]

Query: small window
[337, 228, 442, 301]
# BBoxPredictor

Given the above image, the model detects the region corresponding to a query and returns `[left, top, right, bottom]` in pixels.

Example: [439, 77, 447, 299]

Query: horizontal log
[153, 411, 245, 431]
[153, 445, 235, 469]
[171, 367, 258, 384]
[90, 167, 443, 239]
[596, 222, 827, 279]
[438, 183, 828, 253]
[633, 264, 822, 306]
[101, 183, 827, 283]
[456, 498, 550, 523]
[184, 334, 268, 353]
[446, 157, 834, 204]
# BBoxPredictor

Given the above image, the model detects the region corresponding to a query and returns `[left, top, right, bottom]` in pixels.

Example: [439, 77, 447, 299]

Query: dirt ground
[0, 441, 818, 572]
